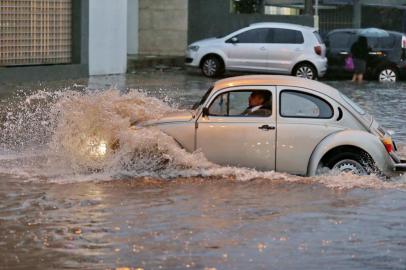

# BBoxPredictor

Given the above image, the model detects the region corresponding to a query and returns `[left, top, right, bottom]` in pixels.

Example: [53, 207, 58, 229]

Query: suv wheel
[378, 68, 398, 82]
[294, 63, 317, 80]
[201, 56, 224, 78]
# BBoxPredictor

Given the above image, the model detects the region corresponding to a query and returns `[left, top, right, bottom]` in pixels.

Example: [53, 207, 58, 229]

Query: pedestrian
[350, 36, 369, 83]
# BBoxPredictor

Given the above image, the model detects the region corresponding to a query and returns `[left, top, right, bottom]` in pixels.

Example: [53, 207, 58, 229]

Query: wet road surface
[1, 69, 406, 270]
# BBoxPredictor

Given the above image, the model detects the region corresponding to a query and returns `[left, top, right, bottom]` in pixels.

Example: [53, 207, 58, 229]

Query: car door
[223, 28, 271, 71]
[267, 28, 305, 73]
[196, 86, 276, 171]
[326, 31, 356, 74]
[276, 86, 343, 175]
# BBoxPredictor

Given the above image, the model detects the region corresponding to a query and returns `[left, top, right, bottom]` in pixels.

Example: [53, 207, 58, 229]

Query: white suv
[185, 22, 327, 80]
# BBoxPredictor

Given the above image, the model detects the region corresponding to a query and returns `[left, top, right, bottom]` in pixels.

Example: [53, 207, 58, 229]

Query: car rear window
[270, 28, 304, 44]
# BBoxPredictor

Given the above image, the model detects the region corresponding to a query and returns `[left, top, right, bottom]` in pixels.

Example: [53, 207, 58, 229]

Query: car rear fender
[307, 130, 393, 176]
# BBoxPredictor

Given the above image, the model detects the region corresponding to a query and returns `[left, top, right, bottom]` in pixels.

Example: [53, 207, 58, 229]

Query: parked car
[124, 75, 404, 177]
[185, 22, 327, 80]
[325, 28, 406, 82]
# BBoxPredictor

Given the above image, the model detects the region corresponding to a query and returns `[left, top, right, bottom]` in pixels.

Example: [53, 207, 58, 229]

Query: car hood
[142, 110, 195, 126]
[191, 37, 222, 46]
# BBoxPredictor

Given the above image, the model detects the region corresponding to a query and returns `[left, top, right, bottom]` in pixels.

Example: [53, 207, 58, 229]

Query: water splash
[0, 88, 405, 189]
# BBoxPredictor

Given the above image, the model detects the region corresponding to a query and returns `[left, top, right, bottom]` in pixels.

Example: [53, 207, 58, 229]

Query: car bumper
[314, 57, 328, 78]
[394, 161, 406, 172]
[396, 61, 406, 79]
[185, 50, 200, 67]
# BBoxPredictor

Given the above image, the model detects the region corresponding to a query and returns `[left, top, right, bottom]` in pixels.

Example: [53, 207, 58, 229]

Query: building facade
[1, 0, 406, 82]
[0, 0, 128, 82]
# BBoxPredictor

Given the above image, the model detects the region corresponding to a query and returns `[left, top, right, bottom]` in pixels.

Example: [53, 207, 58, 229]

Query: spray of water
[0, 88, 405, 189]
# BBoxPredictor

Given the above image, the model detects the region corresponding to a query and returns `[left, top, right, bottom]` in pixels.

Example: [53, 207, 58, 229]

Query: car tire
[293, 63, 317, 80]
[327, 152, 375, 176]
[378, 67, 398, 83]
[201, 56, 224, 78]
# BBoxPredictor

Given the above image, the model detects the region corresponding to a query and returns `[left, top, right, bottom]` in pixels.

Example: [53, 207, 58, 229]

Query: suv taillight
[314, 45, 322, 56]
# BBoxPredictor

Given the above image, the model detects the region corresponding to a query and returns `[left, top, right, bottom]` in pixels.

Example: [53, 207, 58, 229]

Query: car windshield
[192, 86, 214, 109]
[340, 93, 365, 115]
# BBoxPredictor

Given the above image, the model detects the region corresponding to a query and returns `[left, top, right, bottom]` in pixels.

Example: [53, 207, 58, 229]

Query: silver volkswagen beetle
[141, 75, 405, 176]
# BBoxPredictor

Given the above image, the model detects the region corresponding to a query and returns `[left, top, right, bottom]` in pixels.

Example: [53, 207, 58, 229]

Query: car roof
[249, 22, 315, 31]
[328, 28, 403, 37]
[212, 75, 340, 98]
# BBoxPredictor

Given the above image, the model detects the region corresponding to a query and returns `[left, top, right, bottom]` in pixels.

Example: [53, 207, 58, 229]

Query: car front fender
[307, 130, 394, 176]
[198, 48, 227, 66]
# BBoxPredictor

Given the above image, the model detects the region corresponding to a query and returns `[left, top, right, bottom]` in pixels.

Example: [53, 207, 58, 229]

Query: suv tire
[378, 67, 398, 82]
[293, 63, 317, 80]
[201, 56, 224, 78]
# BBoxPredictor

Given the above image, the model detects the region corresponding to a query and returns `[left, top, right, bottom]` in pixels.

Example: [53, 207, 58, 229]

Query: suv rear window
[366, 35, 396, 49]
[328, 32, 354, 49]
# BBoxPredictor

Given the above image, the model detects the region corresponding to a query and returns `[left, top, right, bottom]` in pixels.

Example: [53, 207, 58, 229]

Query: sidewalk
[127, 54, 185, 73]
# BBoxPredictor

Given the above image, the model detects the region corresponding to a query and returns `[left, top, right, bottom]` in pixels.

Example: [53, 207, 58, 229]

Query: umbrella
[359, 28, 389, 38]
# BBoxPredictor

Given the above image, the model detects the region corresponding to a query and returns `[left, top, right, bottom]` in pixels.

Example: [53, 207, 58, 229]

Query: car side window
[232, 28, 270, 43]
[208, 90, 272, 117]
[280, 90, 333, 119]
[270, 28, 304, 44]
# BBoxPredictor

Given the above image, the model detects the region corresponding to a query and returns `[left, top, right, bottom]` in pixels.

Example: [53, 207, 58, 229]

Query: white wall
[127, 0, 139, 55]
[89, 0, 127, 75]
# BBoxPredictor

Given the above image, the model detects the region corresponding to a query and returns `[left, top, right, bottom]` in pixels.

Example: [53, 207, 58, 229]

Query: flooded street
[1, 70, 406, 270]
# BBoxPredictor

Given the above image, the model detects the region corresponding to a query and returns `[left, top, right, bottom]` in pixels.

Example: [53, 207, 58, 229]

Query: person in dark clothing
[242, 91, 272, 117]
[351, 36, 369, 83]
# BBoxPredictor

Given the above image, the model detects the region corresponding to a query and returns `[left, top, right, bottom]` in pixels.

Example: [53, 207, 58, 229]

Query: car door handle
[260, 46, 266, 51]
[339, 51, 349, 55]
[258, 125, 275, 131]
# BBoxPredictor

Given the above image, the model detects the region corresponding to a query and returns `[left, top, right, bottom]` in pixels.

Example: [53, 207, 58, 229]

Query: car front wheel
[378, 67, 398, 82]
[201, 56, 224, 78]
[293, 63, 317, 80]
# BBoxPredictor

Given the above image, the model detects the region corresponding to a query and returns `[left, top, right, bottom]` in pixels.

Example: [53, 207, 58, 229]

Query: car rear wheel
[378, 68, 398, 82]
[293, 63, 317, 80]
[327, 152, 374, 176]
[201, 56, 224, 78]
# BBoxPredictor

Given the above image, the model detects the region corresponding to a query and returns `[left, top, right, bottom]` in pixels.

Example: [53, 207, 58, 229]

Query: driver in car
[242, 91, 272, 116]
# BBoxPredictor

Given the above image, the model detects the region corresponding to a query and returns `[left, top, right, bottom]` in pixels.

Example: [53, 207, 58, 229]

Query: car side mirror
[202, 107, 209, 117]
[227, 37, 238, 44]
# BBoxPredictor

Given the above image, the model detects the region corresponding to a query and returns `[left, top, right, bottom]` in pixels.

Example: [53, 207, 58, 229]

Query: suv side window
[328, 32, 353, 49]
[233, 28, 270, 43]
[271, 28, 304, 44]
[209, 90, 272, 117]
[280, 90, 333, 119]
[367, 35, 396, 49]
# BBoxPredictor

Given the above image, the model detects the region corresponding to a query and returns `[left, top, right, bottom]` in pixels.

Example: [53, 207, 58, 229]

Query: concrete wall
[127, 0, 139, 55]
[0, 0, 89, 82]
[188, 0, 313, 44]
[139, 0, 188, 56]
[89, 0, 127, 75]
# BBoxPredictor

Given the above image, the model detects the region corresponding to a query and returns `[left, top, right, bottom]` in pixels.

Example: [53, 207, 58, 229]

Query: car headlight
[188, 45, 200, 52]
[87, 138, 108, 158]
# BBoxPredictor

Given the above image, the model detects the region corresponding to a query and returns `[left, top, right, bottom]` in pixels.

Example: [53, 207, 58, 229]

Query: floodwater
[1, 69, 406, 270]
